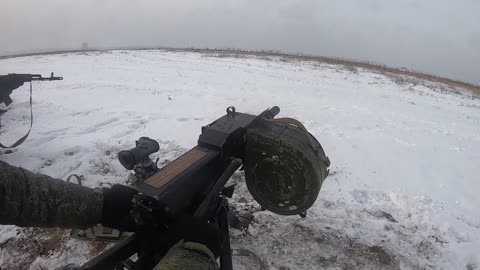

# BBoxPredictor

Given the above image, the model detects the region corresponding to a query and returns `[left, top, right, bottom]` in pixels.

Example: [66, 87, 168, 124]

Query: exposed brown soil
[150, 48, 479, 97]
[0, 228, 70, 270]
[187, 48, 480, 97]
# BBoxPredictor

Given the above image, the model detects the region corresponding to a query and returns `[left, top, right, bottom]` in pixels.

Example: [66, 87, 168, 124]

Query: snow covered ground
[0, 50, 479, 269]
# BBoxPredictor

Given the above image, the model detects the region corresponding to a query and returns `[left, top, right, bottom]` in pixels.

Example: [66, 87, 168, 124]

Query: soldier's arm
[153, 217, 220, 270]
[0, 160, 103, 229]
[153, 241, 218, 270]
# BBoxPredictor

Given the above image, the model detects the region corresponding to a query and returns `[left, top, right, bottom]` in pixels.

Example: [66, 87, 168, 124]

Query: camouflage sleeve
[153, 241, 218, 270]
[0, 160, 103, 229]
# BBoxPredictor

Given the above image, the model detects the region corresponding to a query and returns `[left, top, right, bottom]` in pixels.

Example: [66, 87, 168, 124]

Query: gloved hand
[100, 184, 137, 231]
[170, 217, 221, 258]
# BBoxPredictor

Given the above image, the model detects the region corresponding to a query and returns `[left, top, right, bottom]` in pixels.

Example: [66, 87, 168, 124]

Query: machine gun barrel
[81, 105, 330, 270]
[262, 106, 280, 119]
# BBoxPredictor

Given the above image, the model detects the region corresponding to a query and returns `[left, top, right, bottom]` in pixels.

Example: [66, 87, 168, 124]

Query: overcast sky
[1, 0, 479, 84]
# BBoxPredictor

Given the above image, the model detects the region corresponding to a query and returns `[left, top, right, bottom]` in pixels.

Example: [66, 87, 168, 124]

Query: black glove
[101, 184, 137, 230]
[170, 217, 221, 258]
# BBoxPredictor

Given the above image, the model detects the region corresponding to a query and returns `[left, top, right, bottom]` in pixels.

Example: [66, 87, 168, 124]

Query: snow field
[0, 50, 479, 269]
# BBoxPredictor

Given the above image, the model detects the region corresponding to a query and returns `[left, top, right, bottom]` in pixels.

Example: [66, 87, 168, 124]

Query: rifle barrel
[4, 73, 63, 82]
[37, 76, 63, 81]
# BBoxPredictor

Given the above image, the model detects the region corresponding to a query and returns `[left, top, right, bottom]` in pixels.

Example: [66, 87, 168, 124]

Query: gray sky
[1, 0, 479, 84]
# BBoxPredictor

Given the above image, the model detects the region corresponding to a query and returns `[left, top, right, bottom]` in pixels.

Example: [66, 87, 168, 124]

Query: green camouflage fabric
[0, 160, 103, 229]
[154, 241, 218, 270]
[0, 160, 218, 269]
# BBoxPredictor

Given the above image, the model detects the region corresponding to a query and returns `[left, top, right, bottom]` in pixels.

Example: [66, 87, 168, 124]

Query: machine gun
[81, 106, 330, 270]
[0, 73, 63, 106]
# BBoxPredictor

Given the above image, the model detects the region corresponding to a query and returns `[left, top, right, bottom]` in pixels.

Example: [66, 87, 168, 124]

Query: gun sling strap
[0, 82, 33, 148]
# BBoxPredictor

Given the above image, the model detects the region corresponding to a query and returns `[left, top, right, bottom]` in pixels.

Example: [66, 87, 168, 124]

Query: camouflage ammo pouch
[244, 117, 330, 215]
